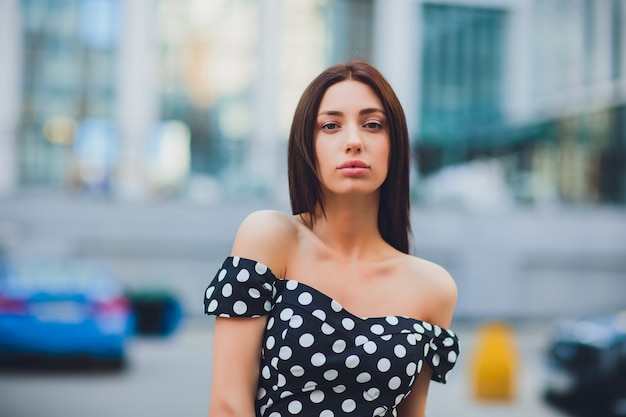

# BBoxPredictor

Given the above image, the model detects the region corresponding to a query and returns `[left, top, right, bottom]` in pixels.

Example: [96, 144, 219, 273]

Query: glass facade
[613, 0, 624, 81]
[326, 0, 374, 63]
[20, 0, 118, 191]
[418, 3, 507, 172]
[519, 0, 626, 204]
[152, 0, 374, 199]
[157, 0, 258, 184]
[8, 0, 626, 204]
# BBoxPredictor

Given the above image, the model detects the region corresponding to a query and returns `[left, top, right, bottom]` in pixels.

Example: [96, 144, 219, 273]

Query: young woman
[204, 61, 459, 417]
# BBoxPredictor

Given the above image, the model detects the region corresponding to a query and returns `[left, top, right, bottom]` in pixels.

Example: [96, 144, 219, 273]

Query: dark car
[544, 311, 626, 417]
[0, 257, 134, 370]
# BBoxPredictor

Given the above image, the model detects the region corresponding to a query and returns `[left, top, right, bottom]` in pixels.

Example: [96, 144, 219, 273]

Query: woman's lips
[338, 160, 369, 175]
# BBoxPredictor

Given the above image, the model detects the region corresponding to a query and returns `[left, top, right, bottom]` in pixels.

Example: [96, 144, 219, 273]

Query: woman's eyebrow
[317, 110, 343, 117]
[317, 108, 385, 117]
[360, 107, 385, 116]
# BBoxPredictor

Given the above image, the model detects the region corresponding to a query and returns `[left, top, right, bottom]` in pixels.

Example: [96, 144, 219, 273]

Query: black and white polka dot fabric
[205, 256, 460, 417]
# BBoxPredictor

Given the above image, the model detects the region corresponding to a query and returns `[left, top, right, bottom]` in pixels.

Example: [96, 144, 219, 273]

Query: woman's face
[314, 80, 390, 198]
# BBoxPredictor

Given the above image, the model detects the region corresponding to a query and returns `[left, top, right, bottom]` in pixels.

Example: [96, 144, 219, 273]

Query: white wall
[115, 0, 159, 200]
[0, 0, 22, 196]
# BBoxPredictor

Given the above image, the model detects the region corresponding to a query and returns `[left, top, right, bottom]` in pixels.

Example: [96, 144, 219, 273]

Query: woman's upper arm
[397, 261, 459, 417]
[396, 365, 433, 417]
[209, 316, 266, 417]
[208, 210, 295, 417]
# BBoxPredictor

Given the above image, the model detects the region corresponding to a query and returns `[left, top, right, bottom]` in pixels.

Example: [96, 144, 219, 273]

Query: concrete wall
[1, 195, 624, 322]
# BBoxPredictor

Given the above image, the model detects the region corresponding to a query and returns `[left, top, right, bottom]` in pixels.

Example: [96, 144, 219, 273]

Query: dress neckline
[282, 278, 432, 324]
[229, 256, 448, 334]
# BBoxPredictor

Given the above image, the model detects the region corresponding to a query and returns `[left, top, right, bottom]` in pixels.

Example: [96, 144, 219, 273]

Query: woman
[204, 61, 459, 417]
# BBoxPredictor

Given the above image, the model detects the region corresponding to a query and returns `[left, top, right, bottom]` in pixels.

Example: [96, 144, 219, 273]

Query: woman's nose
[344, 126, 363, 154]
[344, 142, 362, 153]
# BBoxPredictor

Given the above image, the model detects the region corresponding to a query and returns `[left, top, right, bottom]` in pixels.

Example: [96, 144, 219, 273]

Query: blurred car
[544, 310, 626, 417]
[0, 257, 134, 370]
[127, 288, 182, 337]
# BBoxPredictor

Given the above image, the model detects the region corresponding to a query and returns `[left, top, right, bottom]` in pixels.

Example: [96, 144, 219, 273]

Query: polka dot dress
[205, 257, 460, 417]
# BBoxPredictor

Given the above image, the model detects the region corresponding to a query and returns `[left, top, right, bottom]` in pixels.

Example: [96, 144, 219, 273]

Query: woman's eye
[321, 122, 340, 131]
[363, 121, 382, 130]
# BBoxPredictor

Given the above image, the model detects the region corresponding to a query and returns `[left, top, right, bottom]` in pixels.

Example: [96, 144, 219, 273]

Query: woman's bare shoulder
[406, 255, 457, 290]
[230, 210, 299, 277]
[402, 255, 458, 327]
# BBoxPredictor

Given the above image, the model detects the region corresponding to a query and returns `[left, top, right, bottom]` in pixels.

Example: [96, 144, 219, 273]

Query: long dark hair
[287, 60, 411, 254]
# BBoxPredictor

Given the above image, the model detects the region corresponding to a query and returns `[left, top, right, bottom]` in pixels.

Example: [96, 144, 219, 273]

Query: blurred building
[0, 0, 625, 205]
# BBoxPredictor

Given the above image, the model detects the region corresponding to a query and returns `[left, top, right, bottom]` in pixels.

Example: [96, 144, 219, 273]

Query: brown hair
[287, 60, 412, 254]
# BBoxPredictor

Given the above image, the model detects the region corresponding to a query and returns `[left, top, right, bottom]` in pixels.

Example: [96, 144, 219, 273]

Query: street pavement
[426, 321, 568, 417]
[0, 318, 571, 417]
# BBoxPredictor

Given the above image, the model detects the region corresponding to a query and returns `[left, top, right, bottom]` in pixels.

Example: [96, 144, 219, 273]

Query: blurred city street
[0, 317, 568, 417]
[1, 193, 625, 416]
[1, 0, 625, 416]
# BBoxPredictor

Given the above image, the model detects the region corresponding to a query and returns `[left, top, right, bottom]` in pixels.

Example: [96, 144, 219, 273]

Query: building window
[419, 3, 506, 172]
[20, 0, 118, 191]
[326, 0, 374, 63]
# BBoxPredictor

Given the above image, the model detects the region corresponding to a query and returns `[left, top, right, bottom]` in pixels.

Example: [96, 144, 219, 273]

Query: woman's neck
[307, 195, 385, 260]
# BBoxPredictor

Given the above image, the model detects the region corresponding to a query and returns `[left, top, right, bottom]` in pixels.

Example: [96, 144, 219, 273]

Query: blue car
[0, 257, 134, 370]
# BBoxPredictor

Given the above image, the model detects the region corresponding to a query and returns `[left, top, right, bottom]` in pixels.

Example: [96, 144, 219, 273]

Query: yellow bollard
[470, 321, 519, 401]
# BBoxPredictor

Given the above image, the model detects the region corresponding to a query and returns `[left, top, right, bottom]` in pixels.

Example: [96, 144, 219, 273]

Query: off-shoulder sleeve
[204, 256, 278, 318]
[426, 324, 460, 383]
